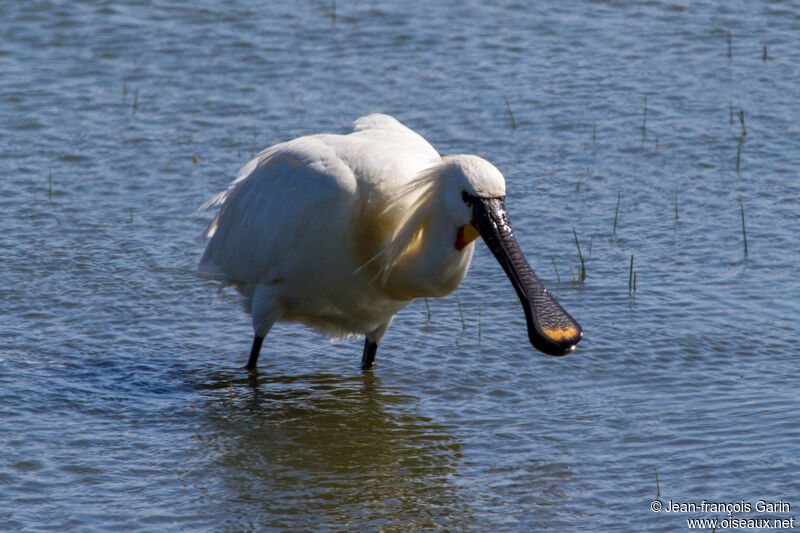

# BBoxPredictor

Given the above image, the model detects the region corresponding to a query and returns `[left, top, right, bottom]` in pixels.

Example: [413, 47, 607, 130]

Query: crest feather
[356, 164, 445, 285]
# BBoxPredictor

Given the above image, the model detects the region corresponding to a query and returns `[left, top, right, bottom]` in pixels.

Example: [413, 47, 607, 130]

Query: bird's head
[437, 155, 505, 240]
[439, 154, 583, 357]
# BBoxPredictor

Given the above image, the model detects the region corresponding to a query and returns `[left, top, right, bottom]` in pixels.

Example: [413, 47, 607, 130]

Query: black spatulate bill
[468, 195, 583, 356]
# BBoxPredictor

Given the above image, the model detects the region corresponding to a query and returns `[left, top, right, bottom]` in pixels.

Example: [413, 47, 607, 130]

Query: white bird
[199, 114, 582, 370]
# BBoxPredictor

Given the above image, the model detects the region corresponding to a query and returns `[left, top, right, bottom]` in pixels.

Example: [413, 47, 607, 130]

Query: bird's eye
[462, 191, 471, 203]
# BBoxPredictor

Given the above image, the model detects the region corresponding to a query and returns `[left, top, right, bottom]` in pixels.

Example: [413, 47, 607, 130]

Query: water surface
[2, 1, 799, 531]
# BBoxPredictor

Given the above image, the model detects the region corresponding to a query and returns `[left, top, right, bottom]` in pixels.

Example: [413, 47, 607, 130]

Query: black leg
[360, 338, 378, 370]
[247, 335, 264, 370]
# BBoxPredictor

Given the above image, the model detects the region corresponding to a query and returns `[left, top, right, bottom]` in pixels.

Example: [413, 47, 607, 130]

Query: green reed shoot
[739, 197, 748, 257]
[641, 94, 648, 135]
[456, 292, 466, 331]
[504, 96, 517, 130]
[629, 254, 635, 294]
[763, 44, 768, 62]
[738, 109, 747, 136]
[727, 32, 732, 61]
[613, 191, 621, 235]
[573, 227, 586, 282]
[729, 102, 734, 125]
[551, 256, 561, 283]
[654, 467, 661, 498]
[132, 88, 139, 113]
[129, 208, 134, 223]
[424, 297, 431, 321]
[478, 304, 482, 343]
[48, 171, 53, 203]
[674, 184, 679, 221]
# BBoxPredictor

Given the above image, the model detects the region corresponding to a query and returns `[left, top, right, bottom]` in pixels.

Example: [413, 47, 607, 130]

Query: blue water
[2, 1, 799, 531]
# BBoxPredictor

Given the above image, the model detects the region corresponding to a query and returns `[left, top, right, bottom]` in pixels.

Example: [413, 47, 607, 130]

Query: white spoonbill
[199, 114, 582, 370]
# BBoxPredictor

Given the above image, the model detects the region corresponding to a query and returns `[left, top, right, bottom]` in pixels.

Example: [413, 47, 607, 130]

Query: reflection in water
[195, 369, 471, 531]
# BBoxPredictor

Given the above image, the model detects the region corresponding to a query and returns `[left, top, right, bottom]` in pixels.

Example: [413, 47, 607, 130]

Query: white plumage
[199, 114, 581, 370]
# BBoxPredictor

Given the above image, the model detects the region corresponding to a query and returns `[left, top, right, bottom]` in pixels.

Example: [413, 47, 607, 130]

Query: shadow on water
[191, 366, 472, 532]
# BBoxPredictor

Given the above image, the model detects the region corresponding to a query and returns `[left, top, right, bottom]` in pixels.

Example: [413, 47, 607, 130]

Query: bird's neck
[380, 211, 474, 301]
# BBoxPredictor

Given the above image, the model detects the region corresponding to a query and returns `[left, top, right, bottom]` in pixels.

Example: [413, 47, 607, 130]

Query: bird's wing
[352, 113, 414, 133]
[199, 114, 441, 284]
[198, 136, 358, 283]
